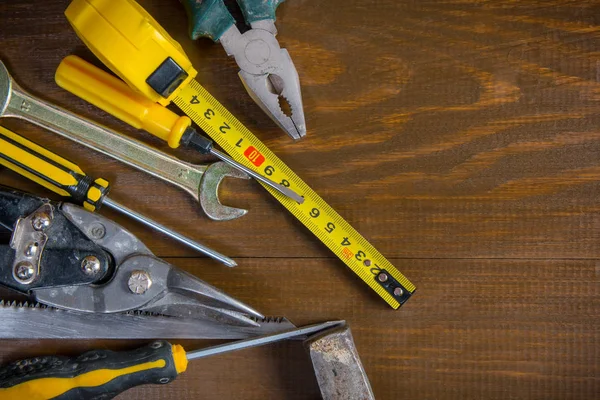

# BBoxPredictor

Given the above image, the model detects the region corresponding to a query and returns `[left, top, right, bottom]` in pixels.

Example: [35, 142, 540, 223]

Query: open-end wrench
[0, 60, 248, 221]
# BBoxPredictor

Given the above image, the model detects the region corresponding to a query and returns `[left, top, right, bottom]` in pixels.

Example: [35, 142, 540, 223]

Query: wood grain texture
[0, 0, 598, 399]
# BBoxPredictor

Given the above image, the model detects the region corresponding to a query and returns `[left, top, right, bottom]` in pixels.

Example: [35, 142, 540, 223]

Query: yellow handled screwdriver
[0, 321, 342, 399]
[55, 56, 304, 204]
[0, 125, 237, 267]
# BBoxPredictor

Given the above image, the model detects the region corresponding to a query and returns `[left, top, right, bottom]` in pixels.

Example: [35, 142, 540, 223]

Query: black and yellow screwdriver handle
[0, 125, 109, 212]
[0, 341, 188, 399]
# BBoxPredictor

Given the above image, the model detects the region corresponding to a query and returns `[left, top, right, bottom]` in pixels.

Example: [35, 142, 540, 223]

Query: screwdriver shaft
[102, 198, 236, 267]
[186, 320, 344, 360]
[210, 148, 304, 204]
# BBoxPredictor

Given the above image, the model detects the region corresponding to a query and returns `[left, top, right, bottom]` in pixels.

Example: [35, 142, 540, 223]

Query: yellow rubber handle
[0, 342, 188, 399]
[0, 125, 109, 211]
[65, 0, 197, 105]
[56, 55, 192, 148]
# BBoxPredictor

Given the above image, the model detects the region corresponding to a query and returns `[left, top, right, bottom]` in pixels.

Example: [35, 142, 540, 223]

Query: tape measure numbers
[64, 0, 415, 308]
[175, 80, 416, 308]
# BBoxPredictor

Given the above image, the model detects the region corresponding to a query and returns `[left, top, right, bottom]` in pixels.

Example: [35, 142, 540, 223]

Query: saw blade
[0, 301, 296, 339]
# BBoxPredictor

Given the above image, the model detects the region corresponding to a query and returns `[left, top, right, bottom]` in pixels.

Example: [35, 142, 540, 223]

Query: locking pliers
[0, 187, 262, 327]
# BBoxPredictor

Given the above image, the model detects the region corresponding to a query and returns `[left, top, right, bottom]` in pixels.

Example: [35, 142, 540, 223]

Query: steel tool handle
[0, 125, 109, 211]
[5, 83, 207, 202]
[180, 0, 236, 41]
[0, 341, 188, 400]
[237, 0, 286, 23]
[56, 55, 192, 149]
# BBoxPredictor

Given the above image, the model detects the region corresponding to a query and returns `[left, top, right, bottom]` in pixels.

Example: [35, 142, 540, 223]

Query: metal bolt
[81, 256, 101, 275]
[128, 270, 152, 294]
[24, 242, 39, 257]
[393, 287, 404, 297]
[31, 213, 51, 231]
[377, 273, 388, 283]
[363, 259, 371, 267]
[14, 262, 35, 282]
[89, 224, 106, 240]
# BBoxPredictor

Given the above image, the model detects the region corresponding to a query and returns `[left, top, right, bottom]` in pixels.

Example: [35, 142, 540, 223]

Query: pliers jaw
[0, 187, 263, 327]
[239, 48, 306, 140]
[183, 0, 306, 139]
[218, 23, 306, 140]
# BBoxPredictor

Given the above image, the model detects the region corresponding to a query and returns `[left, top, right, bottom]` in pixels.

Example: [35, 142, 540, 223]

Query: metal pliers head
[0, 187, 262, 327]
[182, 0, 306, 139]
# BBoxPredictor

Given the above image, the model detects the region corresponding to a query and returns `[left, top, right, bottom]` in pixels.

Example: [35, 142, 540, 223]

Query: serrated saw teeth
[0, 302, 298, 339]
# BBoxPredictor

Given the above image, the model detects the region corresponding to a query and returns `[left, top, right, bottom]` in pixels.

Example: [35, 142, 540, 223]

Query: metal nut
[14, 262, 35, 283]
[24, 242, 39, 257]
[31, 213, 51, 231]
[128, 270, 152, 294]
[81, 256, 101, 276]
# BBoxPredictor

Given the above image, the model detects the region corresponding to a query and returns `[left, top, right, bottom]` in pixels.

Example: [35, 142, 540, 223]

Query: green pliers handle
[180, 0, 286, 41]
[180, 0, 235, 41]
[237, 0, 286, 24]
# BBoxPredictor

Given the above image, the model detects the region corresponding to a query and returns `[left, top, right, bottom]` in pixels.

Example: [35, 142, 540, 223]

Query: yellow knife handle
[0, 125, 109, 212]
[56, 55, 192, 149]
[0, 341, 188, 400]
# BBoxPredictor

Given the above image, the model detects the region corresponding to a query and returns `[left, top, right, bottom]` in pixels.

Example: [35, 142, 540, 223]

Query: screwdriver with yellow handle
[0, 321, 343, 400]
[55, 55, 304, 205]
[0, 124, 237, 267]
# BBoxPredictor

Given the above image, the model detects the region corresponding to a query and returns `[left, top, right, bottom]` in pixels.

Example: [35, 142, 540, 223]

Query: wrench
[0, 60, 248, 221]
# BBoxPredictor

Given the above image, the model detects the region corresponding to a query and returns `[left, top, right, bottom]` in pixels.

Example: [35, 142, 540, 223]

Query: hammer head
[199, 161, 250, 221]
[305, 326, 375, 400]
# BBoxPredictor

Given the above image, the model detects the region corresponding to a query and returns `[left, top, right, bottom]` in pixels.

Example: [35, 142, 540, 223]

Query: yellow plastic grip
[171, 345, 188, 374]
[0, 125, 110, 212]
[0, 360, 166, 400]
[0, 342, 186, 399]
[56, 55, 192, 148]
[0, 125, 83, 197]
[65, 0, 197, 105]
[85, 177, 110, 211]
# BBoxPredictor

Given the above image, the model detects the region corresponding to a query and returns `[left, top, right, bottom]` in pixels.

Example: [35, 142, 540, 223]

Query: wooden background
[0, 0, 598, 398]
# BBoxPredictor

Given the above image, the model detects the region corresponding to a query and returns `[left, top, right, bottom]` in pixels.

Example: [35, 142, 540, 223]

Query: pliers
[181, 0, 306, 140]
[0, 187, 263, 327]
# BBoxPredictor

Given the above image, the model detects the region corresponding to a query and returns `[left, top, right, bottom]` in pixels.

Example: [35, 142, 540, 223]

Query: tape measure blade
[174, 80, 414, 308]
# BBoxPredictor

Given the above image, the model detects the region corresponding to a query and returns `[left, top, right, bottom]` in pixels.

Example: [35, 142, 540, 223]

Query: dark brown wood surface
[0, 0, 598, 399]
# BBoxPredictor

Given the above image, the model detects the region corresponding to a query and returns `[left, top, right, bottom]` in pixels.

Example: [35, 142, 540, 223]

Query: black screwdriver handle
[0, 341, 187, 400]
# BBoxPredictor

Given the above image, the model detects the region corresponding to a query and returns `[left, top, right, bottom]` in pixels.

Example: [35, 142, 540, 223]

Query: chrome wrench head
[0, 60, 13, 117]
[200, 161, 249, 221]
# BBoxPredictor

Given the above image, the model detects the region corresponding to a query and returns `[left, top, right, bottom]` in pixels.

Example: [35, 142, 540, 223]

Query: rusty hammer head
[305, 325, 375, 400]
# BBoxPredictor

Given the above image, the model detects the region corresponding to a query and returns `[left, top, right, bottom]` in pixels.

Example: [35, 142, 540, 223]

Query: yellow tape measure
[66, 0, 415, 308]
[176, 82, 415, 308]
